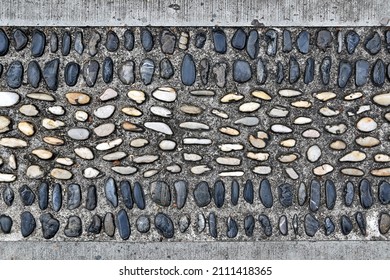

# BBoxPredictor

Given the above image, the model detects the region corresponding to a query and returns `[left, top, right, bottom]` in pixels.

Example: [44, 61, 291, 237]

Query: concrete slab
[0, 0, 389, 27]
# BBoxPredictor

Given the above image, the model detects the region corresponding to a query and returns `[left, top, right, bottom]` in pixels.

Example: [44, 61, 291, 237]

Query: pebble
[357, 117, 377, 132]
[102, 57, 114, 83]
[50, 32, 58, 52]
[233, 60, 252, 83]
[104, 177, 118, 208]
[95, 138, 122, 151]
[319, 106, 339, 117]
[324, 216, 335, 236]
[136, 215, 150, 233]
[140, 58, 155, 85]
[297, 182, 307, 206]
[195, 32, 206, 48]
[282, 30, 292, 52]
[340, 215, 353, 235]
[279, 215, 288, 235]
[293, 214, 299, 235]
[304, 57, 315, 84]
[43, 59, 60, 90]
[246, 30, 259, 59]
[294, 116, 312, 125]
[85, 185, 97, 210]
[313, 163, 334, 176]
[325, 123, 347, 135]
[67, 128, 90, 141]
[26, 165, 44, 178]
[180, 122, 209, 130]
[297, 30, 310, 53]
[141, 28, 154, 52]
[63, 62, 80, 87]
[117, 210, 130, 240]
[214, 180, 225, 208]
[133, 154, 159, 164]
[269, 106, 289, 117]
[243, 215, 254, 237]
[371, 168, 390, 177]
[40, 213, 59, 239]
[278, 153, 298, 163]
[232, 28, 247, 50]
[67, 183, 81, 210]
[306, 145, 322, 162]
[13, 29, 28, 52]
[304, 213, 319, 237]
[234, 116, 259, 126]
[278, 183, 293, 207]
[6, 61, 23, 88]
[31, 30, 45, 57]
[213, 63, 227, 87]
[359, 179, 373, 209]
[178, 215, 190, 233]
[144, 121, 173, 135]
[324, 180, 336, 210]
[83, 167, 101, 179]
[271, 124, 292, 133]
[51, 183, 62, 212]
[184, 153, 202, 161]
[27, 92, 55, 102]
[82, 60, 100, 87]
[346, 31, 360, 54]
[276, 61, 284, 83]
[194, 181, 211, 207]
[133, 182, 145, 210]
[19, 185, 35, 206]
[365, 32, 381, 54]
[372, 59, 385, 87]
[379, 213, 390, 234]
[314, 91, 336, 101]
[256, 58, 267, 84]
[183, 138, 212, 145]
[356, 136, 380, 148]
[102, 151, 126, 161]
[130, 138, 149, 148]
[48, 105, 65, 116]
[330, 140, 346, 150]
[213, 29, 227, 54]
[280, 138, 296, 148]
[74, 147, 94, 160]
[19, 104, 39, 116]
[155, 213, 174, 238]
[200, 58, 210, 84]
[62, 31, 71, 55]
[373, 92, 390, 106]
[152, 87, 177, 102]
[0, 29, 9, 55]
[226, 217, 238, 238]
[2, 186, 14, 206]
[51, 168, 72, 180]
[247, 152, 269, 161]
[21, 211, 36, 237]
[356, 212, 366, 235]
[18, 121, 35, 136]
[0, 137, 27, 148]
[160, 29, 176, 54]
[124, 29, 134, 51]
[279, 89, 302, 97]
[320, 56, 332, 85]
[338, 61, 352, 88]
[258, 214, 272, 237]
[197, 213, 206, 233]
[243, 179, 254, 204]
[174, 180, 187, 209]
[74, 31, 84, 54]
[27, 61, 41, 88]
[211, 109, 228, 119]
[316, 30, 332, 50]
[105, 30, 119, 51]
[160, 58, 174, 79]
[180, 104, 203, 115]
[167, 164, 181, 173]
[252, 90, 272, 101]
[253, 165, 272, 175]
[118, 60, 135, 84]
[208, 212, 217, 238]
[229, 180, 239, 206]
[94, 123, 116, 137]
[340, 150, 366, 162]
[259, 178, 273, 208]
[150, 181, 171, 207]
[355, 59, 370, 87]
[88, 214, 102, 234]
[104, 212, 115, 237]
[64, 216, 82, 238]
[379, 181, 390, 204]
[178, 32, 189, 49]
[265, 29, 278, 56]
[219, 171, 244, 177]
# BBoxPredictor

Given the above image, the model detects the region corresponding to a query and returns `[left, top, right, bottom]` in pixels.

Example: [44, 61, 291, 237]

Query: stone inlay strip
[0, 27, 390, 241]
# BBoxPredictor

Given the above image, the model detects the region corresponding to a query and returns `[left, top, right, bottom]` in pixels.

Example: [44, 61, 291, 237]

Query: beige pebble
[313, 164, 334, 176]
[121, 107, 143, 117]
[50, 168, 72, 180]
[339, 150, 366, 162]
[356, 117, 377, 132]
[19, 104, 39, 116]
[219, 126, 240, 136]
[0, 116, 11, 133]
[0, 137, 27, 148]
[220, 93, 243, 103]
[329, 140, 346, 150]
[65, 92, 91, 105]
[130, 138, 149, 148]
[18, 121, 35, 136]
[280, 138, 296, 148]
[247, 152, 269, 161]
[251, 90, 272, 100]
[32, 149, 53, 160]
[128, 90, 146, 104]
[43, 136, 65, 146]
[42, 118, 65, 130]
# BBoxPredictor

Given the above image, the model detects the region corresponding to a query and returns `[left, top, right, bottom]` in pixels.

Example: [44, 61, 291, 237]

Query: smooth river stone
[67, 128, 90, 140]
[356, 212, 366, 235]
[0, 28, 9, 55]
[213, 180, 225, 208]
[259, 214, 272, 237]
[38, 182, 49, 210]
[212, 29, 227, 54]
[86, 185, 97, 210]
[365, 32, 381, 54]
[226, 217, 238, 238]
[304, 213, 319, 237]
[233, 60, 252, 83]
[324, 216, 335, 236]
[231, 28, 246, 50]
[181, 53, 196, 86]
[27, 61, 41, 88]
[52, 183, 62, 212]
[246, 30, 259, 59]
[118, 60, 135, 84]
[231, 180, 239, 206]
[193, 181, 211, 207]
[43, 58, 59, 90]
[372, 59, 385, 87]
[282, 30, 292, 52]
[310, 179, 321, 212]
[150, 181, 171, 207]
[256, 58, 267, 84]
[174, 180, 188, 209]
[88, 214, 102, 234]
[64, 216, 82, 238]
[67, 184, 81, 210]
[117, 210, 130, 240]
[344, 181, 355, 206]
[379, 180, 390, 204]
[40, 213, 59, 239]
[297, 30, 310, 53]
[0, 91, 20, 107]
[104, 177, 118, 208]
[338, 61, 352, 88]
[65, 62, 80, 86]
[144, 122, 173, 135]
[259, 178, 273, 208]
[325, 180, 336, 210]
[102, 57, 113, 83]
[123, 29, 134, 51]
[320, 56, 331, 85]
[141, 28, 154, 52]
[160, 58, 174, 79]
[340, 215, 353, 235]
[346, 30, 360, 54]
[21, 211, 36, 237]
[31, 30, 45, 57]
[62, 31, 71, 55]
[244, 215, 255, 237]
[6, 61, 23, 88]
[94, 105, 115, 119]
[243, 179, 254, 204]
[155, 213, 174, 238]
[289, 56, 300, 83]
[359, 179, 373, 209]
[355, 60, 369, 87]
[19, 185, 35, 206]
[136, 215, 150, 233]
[74, 31, 84, 54]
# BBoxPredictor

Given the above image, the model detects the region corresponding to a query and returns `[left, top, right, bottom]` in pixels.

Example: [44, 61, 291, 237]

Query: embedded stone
[379, 213, 390, 234]
[6, 61, 23, 88]
[212, 62, 227, 87]
[94, 123, 115, 137]
[253, 165, 272, 175]
[357, 117, 377, 132]
[340, 215, 353, 235]
[246, 29, 259, 59]
[346, 30, 360, 54]
[43, 59, 59, 90]
[133, 182, 145, 210]
[52, 183, 62, 212]
[231, 28, 247, 50]
[103, 212, 115, 237]
[304, 58, 315, 84]
[19, 185, 35, 206]
[247, 152, 269, 161]
[0, 137, 27, 148]
[316, 30, 332, 50]
[74, 31, 84, 54]
[282, 30, 292, 52]
[132, 155, 159, 164]
[155, 213, 174, 238]
[19, 104, 39, 116]
[365, 32, 381, 54]
[258, 214, 272, 237]
[116, 209, 130, 240]
[191, 165, 211, 174]
[141, 28, 154, 52]
[31, 30, 45, 57]
[233, 60, 252, 83]
[265, 29, 278, 56]
[56, 157, 73, 166]
[158, 140, 176, 151]
[355, 59, 369, 87]
[130, 138, 149, 148]
[213, 29, 227, 54]
[340, 150, 366, 162]
[66, 92, 91, 105]
[271, 124, 292, 133]
[256, 58, 267, 84]
[150, 181, 171, 207]
[194, 181, 211, 207]
[304, 213, 319, 237]
[359, 179, 373, 209]
[306, 145, 321, 162]
[88, 214, 102, 234]
[356, 212, 366, 235]
[40, 213, 59, 239]
[152, 87, 177, 102]
[338, 61, 352, 88]
[21, 211, 36, 237]
[140, 58, 155, 85]
[61, 31, 71, 55]
[379, 181, 390, 204]
[85, 185, 97, 210]
[279, 89, 302, 97]
[32, 149, 53, 160]
[297, 30, 310, 53]
[259, 178, 273, 208]
[213, 180, 225, 208]
[50, 32, 58, 52]
[269, 106, 289, 117]
[320, 56, 332, 85]
[74, 147, 94, 160]
[102, 151, 127, 161]
[136, 215, 150, 233]
[160, 58, 174, 79]
[325, 180, 336, 210]
[325, 123, 347, 135]
[67, 184, 81, 210]
[150, 106, 171, 118]
[102, 57, 113, 83]
[226, 217, 238, 238]
[118, 60, 135, 84]
[123, 29, 134, 51]
[26, 165, 44, 178]
[313, 164, 334, 176]
[252, 90, 272, 100]
[183, 138, 212, 145]
[372, 59, 385, 87]
[160, 29, 176, 54]
[199, 58, 209, 84]
[195, 32, 206, 48]
[324, 217, 335, 236]
[14, 29, 28, 51]
[100, 88, 118, 101]
[27, 61, 41, 88]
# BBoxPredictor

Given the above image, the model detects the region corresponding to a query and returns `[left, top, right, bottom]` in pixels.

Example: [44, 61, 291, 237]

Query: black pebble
[181, 53, 196, 86]
[213, 180, 225, 208]
[117, 209, 131, 240]
[243, 179, 254, 204]
[140, 58, 155, 85]
[276, 61, 284, 84]
[0, 215, 13, 234]
[344, 181, 355, 207]
[259, 178, 273, 208]
[304, 213, 319, 237]
[297, 30, 310, 54]
[345, 31, 360, 54]
[64, 62, 80, 86]
[52, 183, 62, 212]
[256, 58, 267, 84]
[0, 64, 2, 77]
[324, 216, 335, 236]
[136, 215, 150, 233]
[13, 29, 28, 51]
[43, 58, 60, 90]
[289, 56, 300, 83]
[320, 56, 331, 85]
[160, 29, 176, 54]
[123, 29, 134, 51]
[338, 60, 352, 88]
[40, 213, 59, 239]
[27, 61, 41, 88]
[174, 180, 187, 209]
[3, 186, 14, 206]
[355, 59, 369, 87]
[316, 29, 332, 50]
[304, 57, 315, 84]
[283, 30, 293, 52]
[298, 183, 307, 206]
[244, 215, 255, 237]
[386, 31, 390, 53]
[193, 181, 211, 207]
[141, 28, 154, 52]
[105, 177, 118, 208]
[104, 212, 115, 237]
[19, 185, 35, 206]
[195, 32, 206, 48]
[0, 28, 9, 55]
[265, 29, 278, 56]
[31, 30, 46, 57]
[61, 31, 71, 56]
[278, 183, 293, 207]
[310, 179, 321, 212]
[155, 213, 174, 238]
[258, 214, 272, 237]
[359, 179, 373, 209]
[120, 180, 133, 209]
[365, 32, 381, 55]
[88, 214, 102, 234]
[74, 31, 84, 54]
[67, 183, 81, 210]
[64, 216, 82, 237]
[21, 211, 36, 237]
[355, 212, 366, 236]
[150, 180, 171, 207]
[102, 57, 113, 83]
[106, 30, 119, 52]
[50, 32, 58, 53]
[340, 215, 353, 235]
[279, 215, 288, 235]
[231, 28, 247, 50]
[133, 182, 145, 210]
[233, 59, 252, 83]
[212, 29, 227, 54]
[6, 61, 23, 89]
[85, 185, 97, 211]
[83, 60, 100, 87]
[231, 180, 239, 206]
[208, 212, 217, 238]
[160, 58, 174, 79]
[325, 179, 336, 210]
[372, 59, 385, 87]
[199, 58, 209, 85]
[246, 29, 259, 59]
[379, 180, 390, 205]
[38, 181, 49, 210]
[226, 217, 238, 238]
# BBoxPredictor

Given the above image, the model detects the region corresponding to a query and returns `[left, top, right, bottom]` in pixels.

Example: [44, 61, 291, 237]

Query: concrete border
[0, 241, 389, 259]
[0, 0, 389, 27]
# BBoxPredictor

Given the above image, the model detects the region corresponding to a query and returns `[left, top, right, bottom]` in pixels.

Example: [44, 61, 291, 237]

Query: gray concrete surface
[0, 241, 389, 259]
[0, 0, 389, 27]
